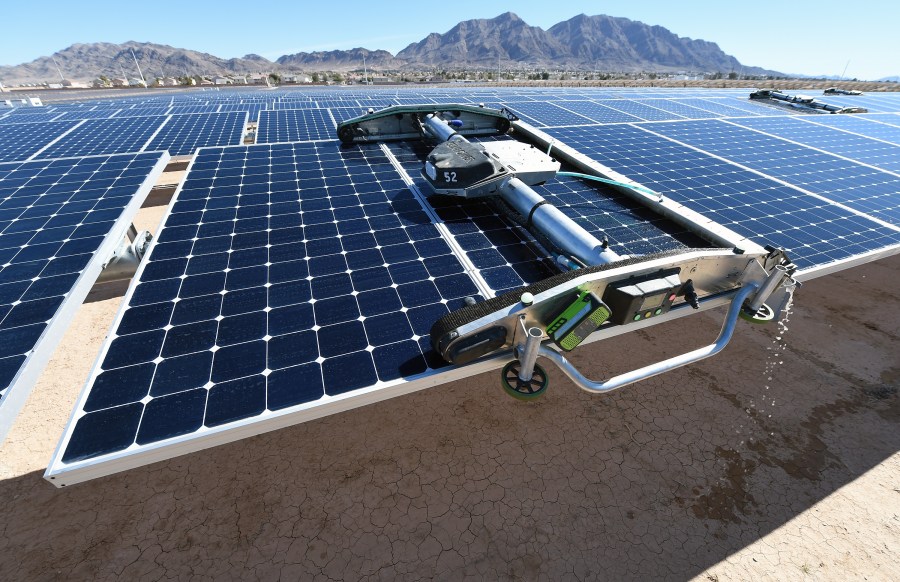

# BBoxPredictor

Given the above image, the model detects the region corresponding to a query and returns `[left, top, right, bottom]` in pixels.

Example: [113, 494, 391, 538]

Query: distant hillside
[0, 13, 781, 84]
[276, 48, 398, 70]
[0, 42, 275, 84]
[397, 12, 775, 74]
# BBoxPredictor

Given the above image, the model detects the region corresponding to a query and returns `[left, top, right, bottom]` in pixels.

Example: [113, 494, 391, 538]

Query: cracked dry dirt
[0, 206, 897, 580]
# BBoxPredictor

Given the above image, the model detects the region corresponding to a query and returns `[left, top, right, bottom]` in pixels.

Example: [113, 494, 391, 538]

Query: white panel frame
[0, 151, 170, 442]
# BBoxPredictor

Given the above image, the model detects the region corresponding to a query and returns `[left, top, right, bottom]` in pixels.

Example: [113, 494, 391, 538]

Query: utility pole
[839, 60, 850, 81]
[131, 49, 147, 88]
[363, 53, 368, 85]
[51, 57, 66, 83]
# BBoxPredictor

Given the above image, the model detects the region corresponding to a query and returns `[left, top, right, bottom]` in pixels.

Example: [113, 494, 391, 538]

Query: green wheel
[739, 303, 776, 324]
[501, 360, 549, 401]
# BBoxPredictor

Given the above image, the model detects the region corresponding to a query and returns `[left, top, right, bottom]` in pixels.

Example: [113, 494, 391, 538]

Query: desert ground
[0, 200, 898, 580]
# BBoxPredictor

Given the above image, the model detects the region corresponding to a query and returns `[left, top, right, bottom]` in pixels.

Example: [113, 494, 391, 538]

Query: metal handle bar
[536, 283, 759, 394]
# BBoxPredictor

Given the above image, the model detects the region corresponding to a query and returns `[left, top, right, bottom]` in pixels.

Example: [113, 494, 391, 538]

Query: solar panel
[729, 116, 900, 173]
[42, 87, 900, 485]
[114, 107, 172, 117]
[545, 124, 900, 271]
[503, 102, 595, 127]
[0, 150, 169, 441]
[144, 112, 248, 156]
[634, 98, 724, 119]
[800, 114, 900, 146]
[256, 109, 337, 143]
[644, 119, 900, 226]
[591, 98, 685, 121]
[0, 120, 80, 163]
[50, 108, 122, 121]
[550, 100, 642, 124]
[0, 111, 65, 124]
[46, 141, 491, 483]
[38, 116, 168, 159]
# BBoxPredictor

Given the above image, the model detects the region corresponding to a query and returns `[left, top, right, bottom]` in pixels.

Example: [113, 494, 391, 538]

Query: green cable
[556, 171, 659, 199]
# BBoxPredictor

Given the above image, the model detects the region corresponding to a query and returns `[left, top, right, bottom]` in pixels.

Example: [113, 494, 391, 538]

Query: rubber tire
[739, 303, 776, 324]
[501, 361, 549, 401]
[338, 125, 356, 144]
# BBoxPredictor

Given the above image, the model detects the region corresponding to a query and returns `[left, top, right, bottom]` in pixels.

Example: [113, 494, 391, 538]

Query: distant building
[214, 77, 233, 85]
[93, 78, 112, 88]
[129, 78, 147, 87]
[282, 74, 311, 84]
[163, 77, 178, 86]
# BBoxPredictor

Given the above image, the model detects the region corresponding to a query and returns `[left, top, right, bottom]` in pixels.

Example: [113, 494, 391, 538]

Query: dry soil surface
[0, 205, 897, 581]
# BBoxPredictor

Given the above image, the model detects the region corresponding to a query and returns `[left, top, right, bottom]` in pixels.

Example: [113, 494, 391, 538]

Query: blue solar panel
[729, 116, 900, 173]
[114, 107, 172, 117]
[645, 119, 900, 226]
[145, 112, 248, 156]
[256, 109, 336, 143]
[42, 87, 900, 485]
[669, 98, 764, 118]
[168, 105, 223, 115]
[48, 141, 491, 477]
[0, 151, 168, 441]
[50, 108, 121, 121]
[38, 116, 168, 158]
[800, 114, 900, 146]
[551, 100, 642, 124]
[0, 110, 65, 124]
[329, 106, 368, 124]
[635, 99, 723, 120]
[546, 124, 900, 270]
[218, 102, 265, 124]
[0, 120, 80, 163]
[503, 102, 595, 127]
[592, 98, 684, 121]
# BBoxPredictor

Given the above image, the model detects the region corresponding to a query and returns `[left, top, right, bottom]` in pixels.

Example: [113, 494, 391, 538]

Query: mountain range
[0, 12, 779, 84]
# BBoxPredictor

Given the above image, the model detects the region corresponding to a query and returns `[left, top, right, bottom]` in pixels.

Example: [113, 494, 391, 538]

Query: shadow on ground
[1, 257, 898, 580]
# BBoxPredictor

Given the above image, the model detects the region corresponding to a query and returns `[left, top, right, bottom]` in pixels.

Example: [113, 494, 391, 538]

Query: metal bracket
[527, 283, 759, 394]
[96, 227, 152, 284]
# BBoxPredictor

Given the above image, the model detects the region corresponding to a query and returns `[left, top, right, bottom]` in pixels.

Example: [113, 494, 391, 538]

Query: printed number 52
[444, 171, 457, 183]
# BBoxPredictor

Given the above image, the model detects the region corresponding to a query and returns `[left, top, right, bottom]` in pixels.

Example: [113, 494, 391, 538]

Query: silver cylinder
[747, 264, 789, 313]
[423, 114, 459, 143]
[500, 176, 620, 266]
[518, 327, 543, 382]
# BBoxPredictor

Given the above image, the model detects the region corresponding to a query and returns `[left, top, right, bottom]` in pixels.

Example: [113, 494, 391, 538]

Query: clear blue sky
[1, 0, 897, 79]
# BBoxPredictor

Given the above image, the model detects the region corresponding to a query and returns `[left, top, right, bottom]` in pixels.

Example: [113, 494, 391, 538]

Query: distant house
[281, 74, 311, 84]
[214, 77, 233, 85]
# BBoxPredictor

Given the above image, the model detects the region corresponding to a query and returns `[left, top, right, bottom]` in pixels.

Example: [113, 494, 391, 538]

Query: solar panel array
[7, 86, 900, 485]
[0, 151, 168, 440]
[144, 112, 248, 156]
[0, 120, 80, 163]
